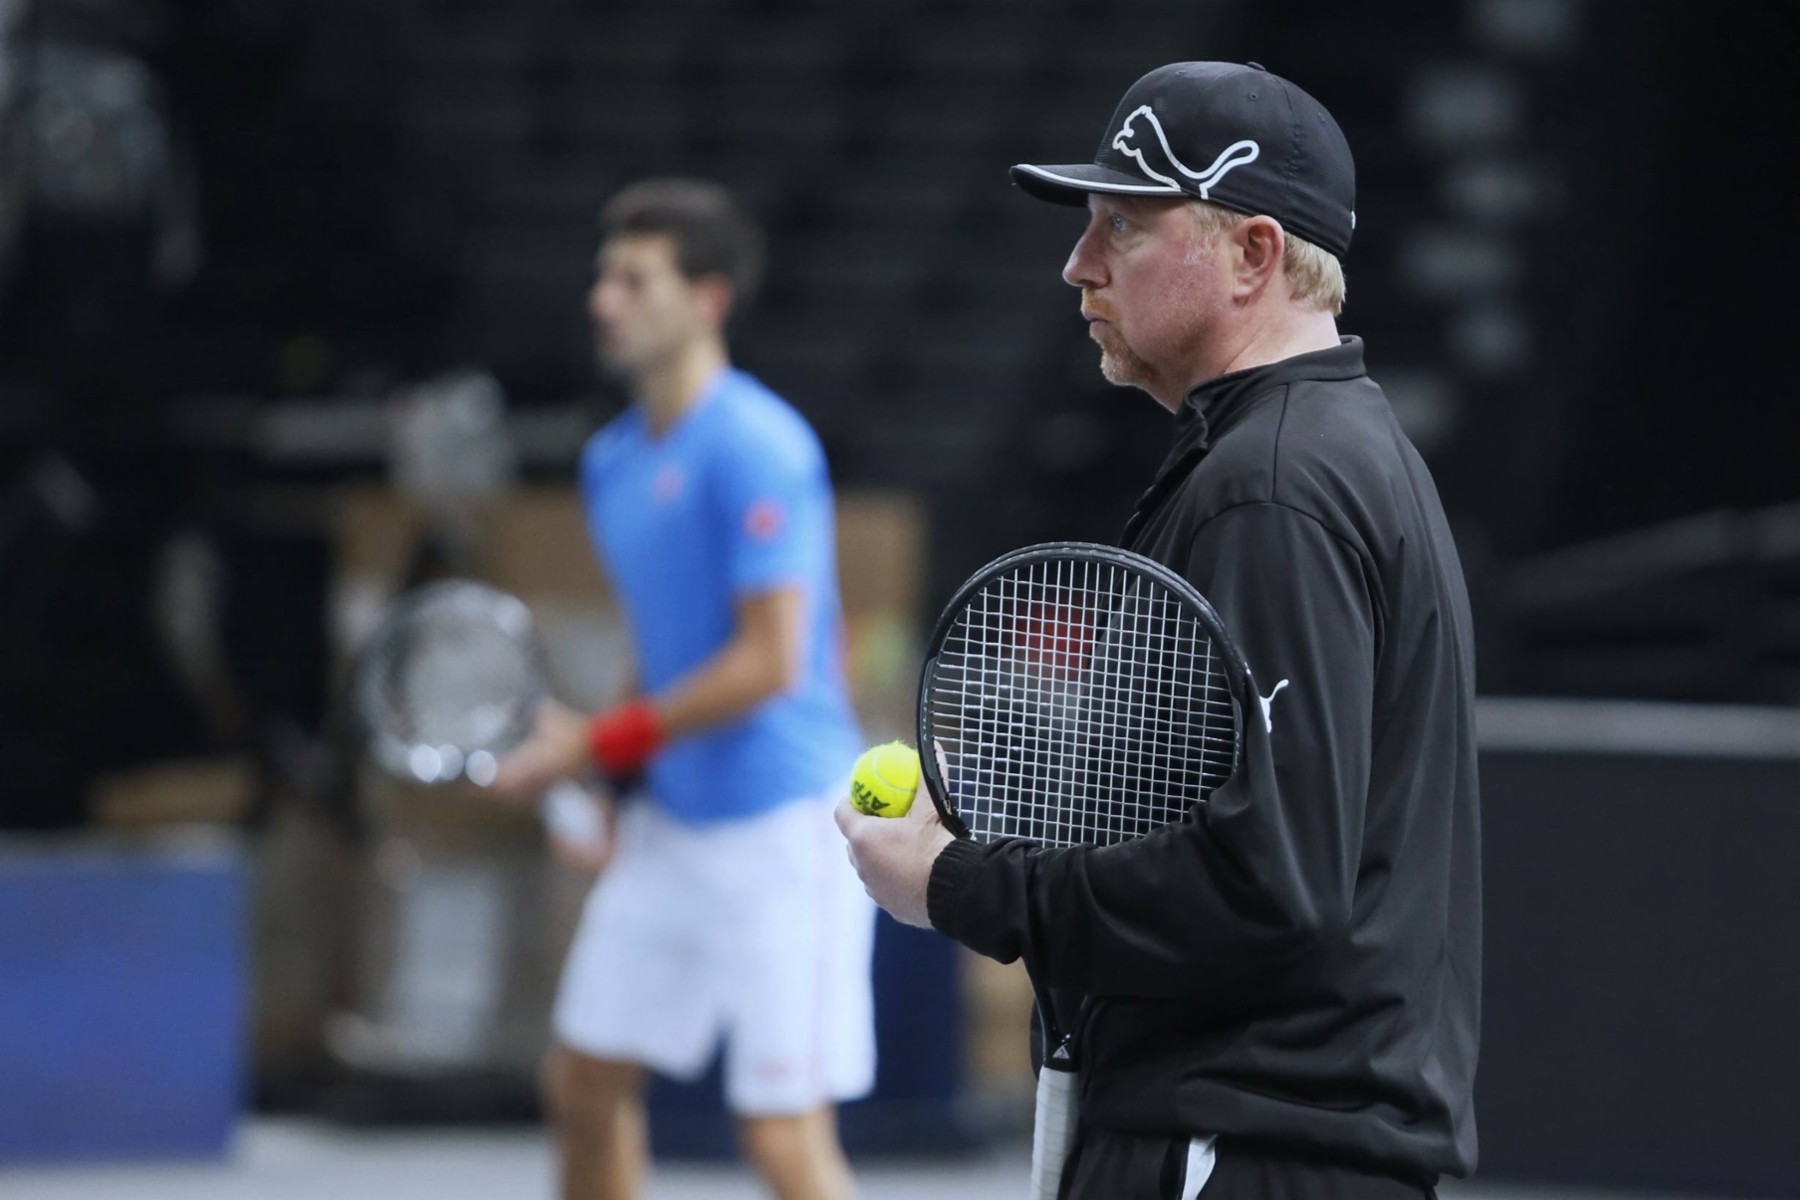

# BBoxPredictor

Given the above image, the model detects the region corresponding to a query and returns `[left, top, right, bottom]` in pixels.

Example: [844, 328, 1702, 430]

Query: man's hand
[492, 698, 593, 800]
[542, 783, 619, 875]
[834, 776, 955, 929]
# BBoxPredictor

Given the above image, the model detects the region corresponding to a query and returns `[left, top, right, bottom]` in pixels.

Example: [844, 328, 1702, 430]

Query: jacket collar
[1122, 337, 1368, 547]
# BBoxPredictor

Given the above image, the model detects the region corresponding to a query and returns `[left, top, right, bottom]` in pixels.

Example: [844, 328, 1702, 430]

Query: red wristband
[588, 699, 666, 778]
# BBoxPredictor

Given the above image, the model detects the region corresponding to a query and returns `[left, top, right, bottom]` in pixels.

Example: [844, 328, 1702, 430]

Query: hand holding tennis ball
[849, 741, 921, 817]
[836, 740, 951, 929]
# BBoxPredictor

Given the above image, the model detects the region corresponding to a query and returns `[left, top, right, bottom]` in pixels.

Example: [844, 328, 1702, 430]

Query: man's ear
[694, 273, 736, 329]
[1233, 215, 1287, 299]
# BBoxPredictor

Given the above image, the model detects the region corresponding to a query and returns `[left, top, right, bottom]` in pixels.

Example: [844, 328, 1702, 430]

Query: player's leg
[714, 790, 876, 1199]
[737, 1106, 855, 1200]
[549, 802, 725, 1200]
[542, 1046, 648, 1200]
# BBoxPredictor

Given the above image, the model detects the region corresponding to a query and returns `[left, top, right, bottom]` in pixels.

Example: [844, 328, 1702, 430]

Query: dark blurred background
[2, 0, 1798, 1194]
[4, 0, 1797, 835]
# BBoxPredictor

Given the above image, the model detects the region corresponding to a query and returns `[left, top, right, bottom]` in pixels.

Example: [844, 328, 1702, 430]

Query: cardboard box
[88, 756, 255, 828]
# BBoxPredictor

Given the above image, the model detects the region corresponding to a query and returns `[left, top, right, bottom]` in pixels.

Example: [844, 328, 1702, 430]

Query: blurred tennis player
[496, 179, 872, 1200]
[840, 63, 1480, 1198]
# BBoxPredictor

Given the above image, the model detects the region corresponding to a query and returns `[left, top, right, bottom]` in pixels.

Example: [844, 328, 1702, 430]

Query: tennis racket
[354, 579, 550, 788]
[915, 542, 1255, 1200]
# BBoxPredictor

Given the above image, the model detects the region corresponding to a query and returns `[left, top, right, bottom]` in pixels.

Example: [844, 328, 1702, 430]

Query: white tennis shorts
[552, 787, 877, 1115]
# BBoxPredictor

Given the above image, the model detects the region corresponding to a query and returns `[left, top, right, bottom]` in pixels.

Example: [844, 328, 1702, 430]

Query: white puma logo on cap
[1111, 105, 1260, 199]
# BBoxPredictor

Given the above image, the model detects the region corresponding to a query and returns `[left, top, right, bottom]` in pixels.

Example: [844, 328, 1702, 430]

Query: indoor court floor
[3, 1118, 1747, 1200]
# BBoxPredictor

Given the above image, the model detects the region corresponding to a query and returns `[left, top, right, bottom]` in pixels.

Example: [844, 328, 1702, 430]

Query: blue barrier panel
[0, 836, 248, 1163]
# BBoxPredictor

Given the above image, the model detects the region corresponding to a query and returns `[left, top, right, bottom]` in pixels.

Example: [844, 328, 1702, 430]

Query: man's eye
[1110, 215, 1129, 234]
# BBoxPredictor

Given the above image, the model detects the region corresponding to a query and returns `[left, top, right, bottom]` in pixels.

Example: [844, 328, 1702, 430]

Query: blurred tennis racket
[354, 579, 549, 788]
[915, 542, 1254, 1200]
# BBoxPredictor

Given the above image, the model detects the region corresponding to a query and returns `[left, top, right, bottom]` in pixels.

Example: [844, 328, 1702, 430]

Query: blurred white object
[328, 857, 509, 1069]
[540, 780, 608, 849]
[390, 369, 517, 505]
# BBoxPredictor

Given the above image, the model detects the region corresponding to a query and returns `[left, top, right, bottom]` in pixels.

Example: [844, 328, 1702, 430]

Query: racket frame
[355, 578, 552, 785]
[910, 541, 1258, 1200]
[915, 540, 1255, 837]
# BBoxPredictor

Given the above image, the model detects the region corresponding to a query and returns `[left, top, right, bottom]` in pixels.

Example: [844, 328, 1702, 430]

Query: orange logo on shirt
[745, 499, 784, 541]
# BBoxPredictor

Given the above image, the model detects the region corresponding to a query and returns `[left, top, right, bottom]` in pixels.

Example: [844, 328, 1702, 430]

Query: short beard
[1090, 323, 1156, 391]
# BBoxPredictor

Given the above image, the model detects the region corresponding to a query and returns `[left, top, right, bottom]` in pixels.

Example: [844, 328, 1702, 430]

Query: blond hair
[1189, 200, 1346, 315]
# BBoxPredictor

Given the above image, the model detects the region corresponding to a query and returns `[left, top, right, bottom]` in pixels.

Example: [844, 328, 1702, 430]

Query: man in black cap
[838, 62, 1480, 1198]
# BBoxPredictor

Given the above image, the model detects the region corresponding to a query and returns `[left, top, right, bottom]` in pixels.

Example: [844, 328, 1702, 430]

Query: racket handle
[1028, 1061, 1078, 1200]
[540, 781, 606, 847]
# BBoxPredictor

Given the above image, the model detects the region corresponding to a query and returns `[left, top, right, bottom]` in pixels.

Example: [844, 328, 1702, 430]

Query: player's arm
[491, 645, 643, 799]
[643, 585, 805, 735]
[493, 584, 801, 798]
[927, 503, 1378, 1002]
[500, 587, 802, 795]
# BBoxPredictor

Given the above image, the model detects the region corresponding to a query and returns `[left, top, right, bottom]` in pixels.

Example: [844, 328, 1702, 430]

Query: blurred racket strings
[356, 580, 547, 786]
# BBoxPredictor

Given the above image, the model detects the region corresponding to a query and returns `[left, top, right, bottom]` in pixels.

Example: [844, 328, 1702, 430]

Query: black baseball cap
[1011, 61, 1357, 258]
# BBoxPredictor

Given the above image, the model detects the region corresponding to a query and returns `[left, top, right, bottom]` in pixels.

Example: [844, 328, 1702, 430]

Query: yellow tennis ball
[850, 741, 921, 818]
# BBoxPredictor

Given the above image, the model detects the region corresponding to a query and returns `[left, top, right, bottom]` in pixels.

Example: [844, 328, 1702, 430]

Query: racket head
[916, 542, 1252, 848]
[354, 579, 550, 786]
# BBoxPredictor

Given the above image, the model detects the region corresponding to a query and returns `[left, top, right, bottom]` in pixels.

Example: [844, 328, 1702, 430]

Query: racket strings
[362, 591, 542, 755]
[925, 557, 1237, 848]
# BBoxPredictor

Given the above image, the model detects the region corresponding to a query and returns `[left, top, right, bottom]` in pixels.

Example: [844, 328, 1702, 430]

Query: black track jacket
[926, 338, 1481, 1178]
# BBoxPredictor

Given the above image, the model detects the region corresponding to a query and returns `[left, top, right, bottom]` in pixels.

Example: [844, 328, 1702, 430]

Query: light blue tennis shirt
[579, 366, 862, 823]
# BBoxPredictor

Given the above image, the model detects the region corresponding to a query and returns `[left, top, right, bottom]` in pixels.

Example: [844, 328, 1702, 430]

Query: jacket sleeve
[926, 502, 1378, 1000]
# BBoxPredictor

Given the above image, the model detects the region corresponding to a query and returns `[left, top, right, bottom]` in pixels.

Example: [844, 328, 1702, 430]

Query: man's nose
[1062, 225, 1104, 289]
